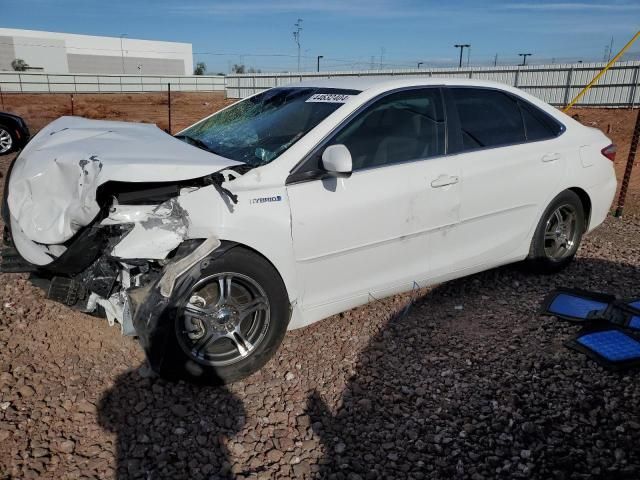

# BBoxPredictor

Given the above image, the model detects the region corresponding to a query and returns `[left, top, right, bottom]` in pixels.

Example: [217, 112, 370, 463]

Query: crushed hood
[7, 116, 241, 245]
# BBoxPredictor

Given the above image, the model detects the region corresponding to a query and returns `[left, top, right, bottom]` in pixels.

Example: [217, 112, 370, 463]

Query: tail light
[601, 144, 616, 162]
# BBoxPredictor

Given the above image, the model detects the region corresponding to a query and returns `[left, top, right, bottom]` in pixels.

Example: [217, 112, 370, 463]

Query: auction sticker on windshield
[306, 93, 353, 103]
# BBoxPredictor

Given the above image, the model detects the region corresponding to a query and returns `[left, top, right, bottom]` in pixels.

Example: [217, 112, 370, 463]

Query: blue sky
[3, 0, 639, 72]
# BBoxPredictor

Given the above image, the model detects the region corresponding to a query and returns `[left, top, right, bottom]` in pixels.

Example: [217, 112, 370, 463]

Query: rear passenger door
[443, 87, 566, 270]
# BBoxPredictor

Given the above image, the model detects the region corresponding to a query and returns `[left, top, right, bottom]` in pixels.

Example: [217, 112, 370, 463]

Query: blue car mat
[540, 288, 614, 323]
[588, 301, 640, 331]
[565, 327, 640, 371]
[541, 289, 640, 330]
[628, 299, 640, 330]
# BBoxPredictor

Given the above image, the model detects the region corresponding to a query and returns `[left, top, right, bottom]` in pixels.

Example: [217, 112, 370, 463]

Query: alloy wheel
[176, 272, 271, 367]
[543, 204, 579, 260]
[0, 128, 12, 154]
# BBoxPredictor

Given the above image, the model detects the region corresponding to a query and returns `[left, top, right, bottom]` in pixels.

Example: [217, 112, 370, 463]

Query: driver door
[286, 87, 458, 321]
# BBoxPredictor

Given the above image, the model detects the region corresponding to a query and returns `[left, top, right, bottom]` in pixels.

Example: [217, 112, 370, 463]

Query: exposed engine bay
[1, 116, 249, 338]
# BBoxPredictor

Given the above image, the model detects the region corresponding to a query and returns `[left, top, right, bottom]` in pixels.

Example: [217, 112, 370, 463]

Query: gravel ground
[1, 159, 640, 478]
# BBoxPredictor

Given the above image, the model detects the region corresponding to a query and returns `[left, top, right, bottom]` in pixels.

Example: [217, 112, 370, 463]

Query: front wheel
[525, 190, 586, 273]
[157, 247, 289, 384]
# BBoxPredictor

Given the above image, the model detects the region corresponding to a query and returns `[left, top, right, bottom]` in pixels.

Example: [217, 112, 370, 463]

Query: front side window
[328, 88, 446, 170]
[450, 88, 526, 151]
[177, 87, 359, 167]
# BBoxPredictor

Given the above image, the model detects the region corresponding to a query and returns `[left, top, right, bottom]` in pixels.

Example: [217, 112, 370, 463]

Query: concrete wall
[0, 36, 16, 71]
[67, 54, 185, 75]
[0, 28, 192, 75]
[13, 35, 68, 73]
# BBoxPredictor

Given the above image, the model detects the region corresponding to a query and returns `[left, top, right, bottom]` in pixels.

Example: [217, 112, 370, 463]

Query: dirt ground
[0, 98, 639, 479]
[0, 92, 235, 134]
[568, 107, 640, 214]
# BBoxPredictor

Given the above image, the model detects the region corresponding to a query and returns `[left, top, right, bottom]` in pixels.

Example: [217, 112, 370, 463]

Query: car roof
[283, 76, 514, 93]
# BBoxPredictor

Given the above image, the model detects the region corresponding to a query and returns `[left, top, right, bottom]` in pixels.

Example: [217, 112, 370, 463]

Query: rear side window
[450, 88, 525, 151]
[520, 101, 563, 141]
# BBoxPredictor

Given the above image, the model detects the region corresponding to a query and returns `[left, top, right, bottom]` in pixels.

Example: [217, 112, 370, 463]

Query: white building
[0, 28, 193, 75]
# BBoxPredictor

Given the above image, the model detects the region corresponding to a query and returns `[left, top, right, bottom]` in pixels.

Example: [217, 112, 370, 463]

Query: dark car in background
[0, 112, 30, 155]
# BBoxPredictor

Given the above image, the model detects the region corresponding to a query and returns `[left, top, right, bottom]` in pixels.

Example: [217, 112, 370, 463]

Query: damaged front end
[1, 116, 246, 342]
[2, 174, 237, 338]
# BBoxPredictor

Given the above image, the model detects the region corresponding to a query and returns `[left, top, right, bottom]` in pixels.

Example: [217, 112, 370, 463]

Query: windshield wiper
[174, 134, 216, 153]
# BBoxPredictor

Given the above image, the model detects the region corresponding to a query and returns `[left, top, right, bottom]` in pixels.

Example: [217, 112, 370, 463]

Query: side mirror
[321, 144, 353, 177]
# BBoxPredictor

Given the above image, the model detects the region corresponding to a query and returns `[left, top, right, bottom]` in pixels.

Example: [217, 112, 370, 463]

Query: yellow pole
[562, 30, 640, 112]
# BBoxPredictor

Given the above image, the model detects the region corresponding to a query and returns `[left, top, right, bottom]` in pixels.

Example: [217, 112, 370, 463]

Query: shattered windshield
[177, 87, 360, 166]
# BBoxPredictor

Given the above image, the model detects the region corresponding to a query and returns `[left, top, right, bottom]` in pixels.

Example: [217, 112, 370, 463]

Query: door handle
[430, 174, 459, 188]
[541, 152, 561, 162]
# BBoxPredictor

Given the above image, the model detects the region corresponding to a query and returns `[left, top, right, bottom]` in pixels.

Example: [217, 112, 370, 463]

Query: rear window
[449, 87, 563, 153]
[450, 88, 525, 150]
[520, 101, 563, 141]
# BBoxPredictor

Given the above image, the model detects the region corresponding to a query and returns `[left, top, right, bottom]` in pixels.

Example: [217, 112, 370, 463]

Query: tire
[157, 247, 289, 384]
[0, 123, 16, 155]
[525, 190, 586, 273]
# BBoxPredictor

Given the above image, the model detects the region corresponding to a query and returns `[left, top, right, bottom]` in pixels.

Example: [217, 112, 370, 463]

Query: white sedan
[2, 78, 617, 383]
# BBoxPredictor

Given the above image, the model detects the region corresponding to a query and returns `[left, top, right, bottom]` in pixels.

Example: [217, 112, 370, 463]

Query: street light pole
[317, 55, 323, 72]
[518, 53, 532, 66]
[120, 34, 127, 74]
[417, 62, 424, 69]
[454, 44, 470, 68]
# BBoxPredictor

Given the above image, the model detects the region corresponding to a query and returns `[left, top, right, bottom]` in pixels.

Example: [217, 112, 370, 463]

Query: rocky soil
[1, 107, 640, 479]
[0, 92, 235, 133]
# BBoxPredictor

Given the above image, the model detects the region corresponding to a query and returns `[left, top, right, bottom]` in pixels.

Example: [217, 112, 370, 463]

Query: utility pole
[293, 18, 303, 72]
[607, 36, 614, 62]
[454, 44, 470, 68]
[120, 34, 127, 74]
[317, 55, 323, 72]
[417, 61, 424, 69]
[518, 53, 532, 66]
[493, 53, 498, 66]
[380, 47, 385, 69]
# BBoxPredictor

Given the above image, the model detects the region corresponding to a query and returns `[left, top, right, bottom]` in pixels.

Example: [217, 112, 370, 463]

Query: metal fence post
[18, 74, 23, 93]
[629, 65, 640, 108]
[168, 83, 172, 134]
[563, 67, 574, 107]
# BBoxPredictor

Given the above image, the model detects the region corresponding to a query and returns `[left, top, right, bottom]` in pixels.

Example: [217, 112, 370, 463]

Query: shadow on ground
[95, 256, 640, 479]
[306, 258, 640, 479]
[98, 369, 245, 479]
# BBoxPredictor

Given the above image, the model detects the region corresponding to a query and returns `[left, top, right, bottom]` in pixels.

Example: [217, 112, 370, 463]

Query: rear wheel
[526, 190, 585, 273]
[158, 248, 289, 384]
[0, 124, 15, 155]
